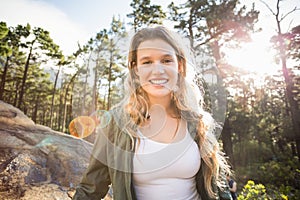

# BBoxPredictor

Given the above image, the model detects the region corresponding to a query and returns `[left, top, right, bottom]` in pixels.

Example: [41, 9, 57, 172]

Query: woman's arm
[73, 119, 113, 200]
[72, 156, 111, 200]
[229, 181, 237, 193]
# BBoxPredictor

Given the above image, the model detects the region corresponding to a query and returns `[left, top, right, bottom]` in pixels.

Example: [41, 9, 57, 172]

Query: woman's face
[135, 39, 181, 99]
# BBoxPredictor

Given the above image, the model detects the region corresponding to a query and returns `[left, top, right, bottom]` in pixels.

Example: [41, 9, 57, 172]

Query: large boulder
[0, 101, 93, 199]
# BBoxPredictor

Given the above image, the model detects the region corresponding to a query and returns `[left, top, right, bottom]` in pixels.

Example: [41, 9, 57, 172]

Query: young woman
[72, 26, 231, 200]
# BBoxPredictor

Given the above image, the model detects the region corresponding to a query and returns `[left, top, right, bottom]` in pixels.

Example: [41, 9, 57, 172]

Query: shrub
[237, 180, 300, 200]
[238, 180, 269, 200]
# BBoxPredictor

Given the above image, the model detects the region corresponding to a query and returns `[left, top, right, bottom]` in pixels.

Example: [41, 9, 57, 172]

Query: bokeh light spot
[69, 116, 96, 138]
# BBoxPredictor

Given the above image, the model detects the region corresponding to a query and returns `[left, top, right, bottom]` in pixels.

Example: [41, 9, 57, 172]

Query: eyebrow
[138, 56, 151, 61]
[138, 54, 175, 61]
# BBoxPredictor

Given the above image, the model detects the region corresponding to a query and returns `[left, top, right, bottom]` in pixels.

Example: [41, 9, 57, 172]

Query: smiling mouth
[149, 79, 168, 85]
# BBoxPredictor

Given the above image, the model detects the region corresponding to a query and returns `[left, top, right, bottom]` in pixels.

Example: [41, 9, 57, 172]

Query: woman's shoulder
[97, 106, 127, 124]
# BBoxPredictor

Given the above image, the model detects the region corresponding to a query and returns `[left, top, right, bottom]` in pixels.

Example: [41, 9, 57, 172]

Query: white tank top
[133, 129, 201, 200]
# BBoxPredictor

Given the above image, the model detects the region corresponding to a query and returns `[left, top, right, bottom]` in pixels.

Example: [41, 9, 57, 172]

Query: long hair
[118, 26, 229, 198]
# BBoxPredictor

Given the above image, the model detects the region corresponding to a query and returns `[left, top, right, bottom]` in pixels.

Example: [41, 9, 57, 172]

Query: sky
[0, 0, 133, 54]
[0, 0, 299, 74]
[0, 0, 175, 55]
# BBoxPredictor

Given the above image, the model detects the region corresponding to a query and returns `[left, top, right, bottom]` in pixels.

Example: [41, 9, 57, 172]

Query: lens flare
[90, 110, 112, 129]
[69, 116, 96, 138]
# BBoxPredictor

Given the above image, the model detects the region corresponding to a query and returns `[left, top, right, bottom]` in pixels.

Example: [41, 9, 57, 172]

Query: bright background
[0, 0, 299, 75]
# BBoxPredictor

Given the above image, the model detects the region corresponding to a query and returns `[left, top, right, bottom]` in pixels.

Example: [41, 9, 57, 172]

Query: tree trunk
[18, 44, 33, 109]
[0, 56, 9, 100]
[32, 94, 39, 123]
[50, 66, 61, 128]
[81, 53, 92, 115]
[280, 50, 300, 160]
[58, 91, 63, 132]
[13, 81, 18, 106]
[275, 5, 300, 160]
[68, 92, 73, 131]
[221, 118, 234, 166]
[107, 50, 113, 110]
[62, 71, 78, 133]
[209, 39, 234, 164]
[92, 62, 98, 112]
[41, 107, 45, 124]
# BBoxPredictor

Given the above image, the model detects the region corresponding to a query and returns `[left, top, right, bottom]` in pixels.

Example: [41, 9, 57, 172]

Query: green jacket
[72, 109, 230, 200]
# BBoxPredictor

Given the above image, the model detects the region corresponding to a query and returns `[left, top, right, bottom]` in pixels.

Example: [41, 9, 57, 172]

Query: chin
[141, 85, 173, 98]
[147, 90, 172, 98]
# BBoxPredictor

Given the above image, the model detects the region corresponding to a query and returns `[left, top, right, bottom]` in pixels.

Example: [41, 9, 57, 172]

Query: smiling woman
[135, 39, 180, 102]
[72, 26, 232, 200]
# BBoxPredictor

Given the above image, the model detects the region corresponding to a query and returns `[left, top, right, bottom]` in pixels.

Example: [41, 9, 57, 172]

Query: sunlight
[225, 33, 280, 76]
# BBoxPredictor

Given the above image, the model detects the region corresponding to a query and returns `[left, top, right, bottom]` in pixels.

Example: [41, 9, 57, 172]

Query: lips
[149, 79, 168, 85]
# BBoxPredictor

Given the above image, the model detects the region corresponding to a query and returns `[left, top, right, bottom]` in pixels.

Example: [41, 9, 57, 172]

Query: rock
[0, 101, 34, 127]
[0, 101, 93, 199]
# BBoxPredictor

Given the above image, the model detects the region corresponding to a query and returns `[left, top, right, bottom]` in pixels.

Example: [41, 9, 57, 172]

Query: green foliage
[233, 140, 274, 166]
[168, 0, 259, 51]
[0, 21, 10, 57]
[0, 0, 299, 172]
[0, 21, 8, 39]
[237, 157, 300, 200]
[238, 179, 300, 200]
[267, 185, 300, 200]
[70, 16, 127, 116]
[285, 25, 300, 62]
[256, 158, 299, 187]
[127, 0, 166, 31]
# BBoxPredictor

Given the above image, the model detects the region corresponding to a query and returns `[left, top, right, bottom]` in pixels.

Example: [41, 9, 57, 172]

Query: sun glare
[225, 33, 280, 76]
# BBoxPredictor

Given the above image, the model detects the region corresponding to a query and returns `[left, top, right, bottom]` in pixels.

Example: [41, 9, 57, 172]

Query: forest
[0, 0, 299, 199]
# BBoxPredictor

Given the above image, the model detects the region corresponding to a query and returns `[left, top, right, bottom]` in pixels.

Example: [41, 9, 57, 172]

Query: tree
[168, 0, 259, 164]
[24, 64, 52, 123]
[17, 26, 61, 110]
[92, 29, 109, 111]
[62, 69, 79, 133]
[79, 17, 127, 112]
[0, 21, 9, 56]
[49, 54, 69, 129]
[261, 0, 300, 160]
[169, 0, 259, 67]
[0, 22, 10, 100]
[0, 22, 26, 100]
[61, 45, 88, 132]
[284, 25, 300, 110]
[127, 0, 166, 32]
[105, 17, 127, 110]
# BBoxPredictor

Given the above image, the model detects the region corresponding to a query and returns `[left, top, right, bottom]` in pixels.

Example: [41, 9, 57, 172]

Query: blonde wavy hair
[119, 26, 229, 198]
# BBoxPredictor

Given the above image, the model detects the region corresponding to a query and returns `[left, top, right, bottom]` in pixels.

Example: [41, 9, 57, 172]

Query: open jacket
[72, 108, 230, 200]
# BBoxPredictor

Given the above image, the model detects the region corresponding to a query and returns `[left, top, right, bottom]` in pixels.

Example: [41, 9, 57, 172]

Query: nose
[152, 63, 165, 74]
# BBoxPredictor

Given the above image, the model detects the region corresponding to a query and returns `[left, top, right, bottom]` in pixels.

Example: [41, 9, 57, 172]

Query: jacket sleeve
[72, 155, 111, 200]
[72, 120, 112, 200]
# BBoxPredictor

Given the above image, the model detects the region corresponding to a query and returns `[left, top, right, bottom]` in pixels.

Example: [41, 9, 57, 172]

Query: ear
[132, 62, 139, 76]
[178, 60, 183, 74]
[178, 60, 186, 77]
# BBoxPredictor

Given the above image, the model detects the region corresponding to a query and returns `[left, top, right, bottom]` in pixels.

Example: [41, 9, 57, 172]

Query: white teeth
[150, 79, 168, 84]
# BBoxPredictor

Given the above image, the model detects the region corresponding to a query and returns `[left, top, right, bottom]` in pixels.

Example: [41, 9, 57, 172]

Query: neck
[148, 94, 177, 117]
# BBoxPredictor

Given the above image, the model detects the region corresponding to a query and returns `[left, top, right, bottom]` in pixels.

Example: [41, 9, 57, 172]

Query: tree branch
[259, 0, 276, 16]
[280, 7, 300, 22]
[194, 30, 224, 50]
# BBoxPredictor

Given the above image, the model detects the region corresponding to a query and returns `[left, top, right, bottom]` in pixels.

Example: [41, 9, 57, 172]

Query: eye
[142, 60, 152, 65]
[162, 58, 174, 64]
